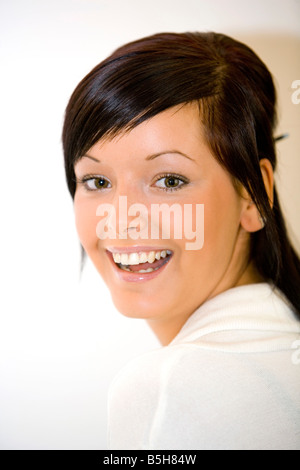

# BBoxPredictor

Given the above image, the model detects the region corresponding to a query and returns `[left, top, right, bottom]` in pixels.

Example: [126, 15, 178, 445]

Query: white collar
[170, 283, 300, 353]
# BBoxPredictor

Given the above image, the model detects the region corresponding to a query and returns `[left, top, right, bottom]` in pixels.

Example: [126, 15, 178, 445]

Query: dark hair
[62, 31, 300, 317]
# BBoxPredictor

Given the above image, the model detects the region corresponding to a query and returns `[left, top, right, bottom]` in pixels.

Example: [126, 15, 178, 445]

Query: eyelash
[75, 173, 189, 192]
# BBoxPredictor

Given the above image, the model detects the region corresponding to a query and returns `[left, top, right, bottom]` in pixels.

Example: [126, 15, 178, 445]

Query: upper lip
[106, 246, 173, 254]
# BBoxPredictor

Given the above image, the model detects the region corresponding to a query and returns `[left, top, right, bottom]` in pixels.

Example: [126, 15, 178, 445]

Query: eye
[154, 174, 188, 191]
[76, 175, 111, 191]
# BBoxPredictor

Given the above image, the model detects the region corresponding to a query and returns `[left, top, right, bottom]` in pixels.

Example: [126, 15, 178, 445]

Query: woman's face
[74, 103, 256, 344]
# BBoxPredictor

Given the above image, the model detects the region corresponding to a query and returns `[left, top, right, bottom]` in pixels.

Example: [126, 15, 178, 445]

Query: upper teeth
[112, 250, 172, 265]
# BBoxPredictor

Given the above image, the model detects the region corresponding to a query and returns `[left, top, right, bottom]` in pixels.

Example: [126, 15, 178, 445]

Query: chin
[110, 292, 167, 320]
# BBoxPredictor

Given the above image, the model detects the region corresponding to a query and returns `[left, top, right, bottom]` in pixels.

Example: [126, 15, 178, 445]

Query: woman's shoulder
[108, 341, 300, 450]
[108, 284, 300, 449]
[109, 282, 300, 398]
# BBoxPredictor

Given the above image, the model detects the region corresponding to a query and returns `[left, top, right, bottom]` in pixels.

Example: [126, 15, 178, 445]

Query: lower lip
[106, 251, 172, 282]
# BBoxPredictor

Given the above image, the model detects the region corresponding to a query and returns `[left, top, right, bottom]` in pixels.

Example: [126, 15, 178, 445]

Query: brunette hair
[62, 31, 300, 317]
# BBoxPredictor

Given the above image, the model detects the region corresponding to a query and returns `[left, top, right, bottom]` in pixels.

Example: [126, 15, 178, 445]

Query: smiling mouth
[111, 249, 173, 273]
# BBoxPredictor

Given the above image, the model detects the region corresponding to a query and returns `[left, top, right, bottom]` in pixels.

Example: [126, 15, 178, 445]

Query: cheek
[74, 196, 99, 252]
[203, 188, 242, 256]
[188, 182, 242, 267]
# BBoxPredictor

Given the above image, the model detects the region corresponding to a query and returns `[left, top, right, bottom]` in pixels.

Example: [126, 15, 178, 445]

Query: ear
[240, 158, 274, 233]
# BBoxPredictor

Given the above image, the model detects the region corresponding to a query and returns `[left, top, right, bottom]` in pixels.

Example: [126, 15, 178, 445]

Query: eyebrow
[145, 151, 195, 162]
[79, 150, 195, 163]
[79, 154, 100, 163]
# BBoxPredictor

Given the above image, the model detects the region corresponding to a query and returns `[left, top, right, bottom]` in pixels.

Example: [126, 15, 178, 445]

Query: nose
[97, 183, 150, 241]
[116, 195, 149, 240]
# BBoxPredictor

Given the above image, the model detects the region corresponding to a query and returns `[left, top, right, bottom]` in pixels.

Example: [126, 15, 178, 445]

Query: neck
[146, 312, 192, 346]
[146, 229, 264, 346]
[147, 261, 264, 346]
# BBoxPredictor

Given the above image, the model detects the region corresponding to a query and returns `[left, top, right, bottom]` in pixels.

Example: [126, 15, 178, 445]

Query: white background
[0, 0, 299, 450]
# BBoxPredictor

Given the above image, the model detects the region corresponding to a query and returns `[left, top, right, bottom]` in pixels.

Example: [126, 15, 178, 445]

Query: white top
[107, 283, 300, 450]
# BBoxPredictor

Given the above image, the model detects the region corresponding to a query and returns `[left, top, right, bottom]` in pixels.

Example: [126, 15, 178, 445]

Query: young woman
[62, 32, 300, 450]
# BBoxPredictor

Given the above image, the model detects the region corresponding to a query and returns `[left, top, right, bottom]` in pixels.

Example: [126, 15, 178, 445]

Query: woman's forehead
[86, 103, 206, 154]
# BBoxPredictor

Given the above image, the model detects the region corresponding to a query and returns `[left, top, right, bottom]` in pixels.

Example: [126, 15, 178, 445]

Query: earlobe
[240, 158, 274, 233]
[240, 200, 265, 233]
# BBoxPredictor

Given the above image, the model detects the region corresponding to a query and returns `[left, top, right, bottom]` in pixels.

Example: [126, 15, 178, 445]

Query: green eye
[93, 177, 110, 189]
[164, 176, 180, 188]
[77, 176, 111, 191]
[155, 174, 188, 191]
